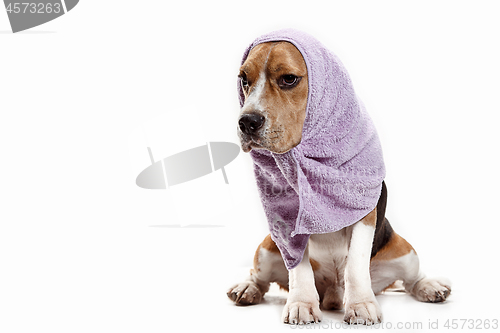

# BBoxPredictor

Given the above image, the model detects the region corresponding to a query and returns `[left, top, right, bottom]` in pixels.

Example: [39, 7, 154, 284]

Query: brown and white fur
[228, 41, 451, 325]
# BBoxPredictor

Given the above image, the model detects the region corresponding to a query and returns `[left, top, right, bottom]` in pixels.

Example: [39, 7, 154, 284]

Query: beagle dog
[227, 40, 451, 325]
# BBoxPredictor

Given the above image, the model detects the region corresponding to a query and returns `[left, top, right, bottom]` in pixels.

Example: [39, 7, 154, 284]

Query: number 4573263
[444, 319, 498, 329]
[6, 3, 62, 14]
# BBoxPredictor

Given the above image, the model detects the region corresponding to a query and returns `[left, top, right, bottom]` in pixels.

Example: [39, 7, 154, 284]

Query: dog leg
[282, 244, 322, 324]
[369, 232, 451, 303]
[227, 235, 288, 305]
[409, 277, 451, 303]
[343, 210, 382, 325]
[400, 251, 451, 303]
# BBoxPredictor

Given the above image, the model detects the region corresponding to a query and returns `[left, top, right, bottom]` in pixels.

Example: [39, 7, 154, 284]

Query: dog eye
[239, 74, 249, 89]
[279, 75, 300, 89]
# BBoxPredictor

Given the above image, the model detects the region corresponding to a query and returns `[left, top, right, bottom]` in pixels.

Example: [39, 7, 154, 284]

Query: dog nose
[238, 114, 265, 135]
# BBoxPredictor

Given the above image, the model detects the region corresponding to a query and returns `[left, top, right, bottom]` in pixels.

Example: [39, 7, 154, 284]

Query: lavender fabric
[238, 29, 386, 270]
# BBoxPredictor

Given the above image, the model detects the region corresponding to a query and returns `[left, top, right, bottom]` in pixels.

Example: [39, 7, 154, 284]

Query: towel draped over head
[238, 29, 386, 270]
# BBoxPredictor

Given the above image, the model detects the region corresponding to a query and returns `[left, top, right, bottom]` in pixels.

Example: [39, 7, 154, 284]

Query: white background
[1, 1, 499, 332]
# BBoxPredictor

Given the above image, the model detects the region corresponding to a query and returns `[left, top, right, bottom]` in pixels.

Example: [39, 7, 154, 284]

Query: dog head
[237, 42, 308, 154]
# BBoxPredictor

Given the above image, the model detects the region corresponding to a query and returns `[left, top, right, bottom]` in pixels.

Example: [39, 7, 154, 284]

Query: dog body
[228, 38, 450, 325]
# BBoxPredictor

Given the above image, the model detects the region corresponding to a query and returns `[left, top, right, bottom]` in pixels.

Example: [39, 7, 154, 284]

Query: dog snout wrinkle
[239, 113, 265, 135]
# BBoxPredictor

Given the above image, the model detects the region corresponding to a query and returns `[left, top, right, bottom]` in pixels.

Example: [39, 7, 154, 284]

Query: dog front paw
[227, 281, 263, 305]
[282, 301, 322, 325]
[344, 300, 382, 325]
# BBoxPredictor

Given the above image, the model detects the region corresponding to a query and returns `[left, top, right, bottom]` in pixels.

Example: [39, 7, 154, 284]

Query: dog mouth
[240, 134, 265, 153]
[238, 120, 287, 153]
[239, 129, 286, 153]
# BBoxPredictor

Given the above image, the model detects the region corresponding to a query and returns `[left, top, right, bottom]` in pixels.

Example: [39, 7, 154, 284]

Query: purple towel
[238, 29, 386, 270]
